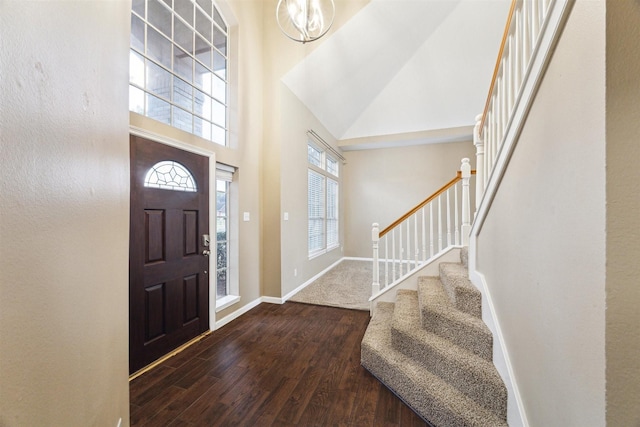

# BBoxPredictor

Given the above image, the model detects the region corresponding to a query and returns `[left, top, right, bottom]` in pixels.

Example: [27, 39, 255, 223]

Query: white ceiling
[281, 0, 511, 148]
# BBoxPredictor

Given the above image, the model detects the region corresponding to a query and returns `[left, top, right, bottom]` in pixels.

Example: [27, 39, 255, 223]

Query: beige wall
[343, 141, 476, 258]
[279, 87, 344, 297]
[261, 0, 369, 298]
[476, 1, 607, 425]
[605, 0, 640, 424]
[0, 2, 131, 426]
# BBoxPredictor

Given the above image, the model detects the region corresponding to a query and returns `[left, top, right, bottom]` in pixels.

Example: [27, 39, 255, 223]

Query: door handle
[202, 250, 211, 256]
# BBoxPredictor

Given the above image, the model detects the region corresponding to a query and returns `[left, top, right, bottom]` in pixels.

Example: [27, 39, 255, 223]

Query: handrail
[379, 170, 476, 238]
[479, 0, 517, 136]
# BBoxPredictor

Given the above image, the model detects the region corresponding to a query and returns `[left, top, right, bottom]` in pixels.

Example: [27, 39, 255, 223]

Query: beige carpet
[289, 259, 373, 311]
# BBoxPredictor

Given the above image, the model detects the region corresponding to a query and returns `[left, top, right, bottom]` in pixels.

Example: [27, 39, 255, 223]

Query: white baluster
[522, 0, 531, 75]
[372, 223, 380, 296]
[392, 228, 396, 282]
[429, 204, 434, 257]
[492, 104, 498, 169]
[510, 35, 517, 108]
[414, 214, 419, 267]
[542, 0, 550, 19]
[399, 223, 403, 277]
[474, 113, 485, 211]
[506, 39, 513, 114]
[446, 189, 451, 246]
[498, 74, 504, 143]
[532, 0, 540, 41]
[421, 206, 427, 262]
[522, 0, 530, 68]
[514, 8, 520, 91]
[454, 182, 460, 245]
[438, 196, 443, 252]
[495, 78, 501, 146]
[461, 159, 471, 245]
[384, 235, 389, 287]
[501, 67, 507, 138]
[486, 109, 492, 184]
[406, 218, 410, 272]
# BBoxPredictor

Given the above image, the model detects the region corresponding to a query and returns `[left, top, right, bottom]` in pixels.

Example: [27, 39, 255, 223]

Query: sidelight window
[215, 163, 235, 303]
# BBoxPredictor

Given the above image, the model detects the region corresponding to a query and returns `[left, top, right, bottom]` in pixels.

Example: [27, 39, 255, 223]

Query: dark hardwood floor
[130, 302, 428, 426]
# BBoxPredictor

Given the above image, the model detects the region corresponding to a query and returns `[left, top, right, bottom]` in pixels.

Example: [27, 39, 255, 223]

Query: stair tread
[392, 290, 506, 416]
[419, 276, 492, 361]
[362, 304, 508, 427]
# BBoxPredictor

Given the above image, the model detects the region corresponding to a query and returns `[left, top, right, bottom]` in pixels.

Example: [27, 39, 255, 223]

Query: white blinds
[326, 178, 339, 248]
[308, 169, 325, 254]
[216, 162, 235, 181]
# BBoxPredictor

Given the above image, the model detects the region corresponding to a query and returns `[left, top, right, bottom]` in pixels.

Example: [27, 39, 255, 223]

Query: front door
[129, 135, 210, 374]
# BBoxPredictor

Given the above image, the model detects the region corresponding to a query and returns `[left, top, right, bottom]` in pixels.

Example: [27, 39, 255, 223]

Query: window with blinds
[307, 141, 339, 258]
[308, 169, 325, 255]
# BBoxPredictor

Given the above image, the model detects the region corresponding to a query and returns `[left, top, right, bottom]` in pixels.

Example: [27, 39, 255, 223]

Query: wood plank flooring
[130, 302, 429, 426]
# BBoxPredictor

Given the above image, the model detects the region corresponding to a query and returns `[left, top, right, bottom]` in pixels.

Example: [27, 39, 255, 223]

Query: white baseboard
[468, 242, 527, 427]
[343, 256, 372, 261]
[214, 297, 262, 329]
[281, 257, 345, 302]
[215, 258, 348, 328]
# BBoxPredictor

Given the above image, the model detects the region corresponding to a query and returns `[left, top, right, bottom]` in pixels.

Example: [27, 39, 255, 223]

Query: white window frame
[215, 163, 239, 311]
[307, 141, 339, 259]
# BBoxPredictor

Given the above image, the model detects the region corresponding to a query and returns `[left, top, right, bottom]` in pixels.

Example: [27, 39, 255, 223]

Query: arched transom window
[144, 160, 197, 192]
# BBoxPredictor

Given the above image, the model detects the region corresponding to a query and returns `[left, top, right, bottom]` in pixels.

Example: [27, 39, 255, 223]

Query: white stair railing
[372, 159, 473, 297]
[474, 0, 575, 212]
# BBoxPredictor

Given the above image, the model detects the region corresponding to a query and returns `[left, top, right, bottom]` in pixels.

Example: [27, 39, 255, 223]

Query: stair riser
[421, 309, 493, 361]
[460, 247, 468, 268]
[391, 326, 506, 416]
[440, 276, 482, 318]
[362, 344, 477, 427]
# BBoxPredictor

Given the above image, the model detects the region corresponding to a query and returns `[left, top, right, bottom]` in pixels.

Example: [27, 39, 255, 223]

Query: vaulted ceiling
[281, 0, 511, 149]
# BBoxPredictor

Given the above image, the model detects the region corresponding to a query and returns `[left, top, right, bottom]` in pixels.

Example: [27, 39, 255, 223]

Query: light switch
[284, 212, 289, 221]
[243, 212, 250, 221]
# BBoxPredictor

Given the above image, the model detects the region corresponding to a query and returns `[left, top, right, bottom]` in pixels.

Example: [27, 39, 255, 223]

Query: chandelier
[276, 0, 335, 44]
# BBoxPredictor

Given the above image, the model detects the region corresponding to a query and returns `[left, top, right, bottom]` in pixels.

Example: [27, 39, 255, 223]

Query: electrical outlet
[294, 268, 297, 277]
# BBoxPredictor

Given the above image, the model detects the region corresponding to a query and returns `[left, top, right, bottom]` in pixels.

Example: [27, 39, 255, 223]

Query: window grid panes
[216, 178, 229, 298]
[308, 144, 323, 168]
[326, 156, 339, 177]
[129, 0, 228, 146]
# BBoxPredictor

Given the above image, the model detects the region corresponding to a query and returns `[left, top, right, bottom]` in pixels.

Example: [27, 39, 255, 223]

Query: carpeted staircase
[361, 248, 508, 426]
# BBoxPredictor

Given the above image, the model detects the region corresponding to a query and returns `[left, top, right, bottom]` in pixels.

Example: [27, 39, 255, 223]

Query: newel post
[474, 113, 484, 213]
[460, 159, 471, 246]
[372, 223, 380, 296]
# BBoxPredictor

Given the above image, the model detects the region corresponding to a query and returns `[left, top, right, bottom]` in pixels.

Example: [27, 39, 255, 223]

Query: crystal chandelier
[276, 0, 335, 44]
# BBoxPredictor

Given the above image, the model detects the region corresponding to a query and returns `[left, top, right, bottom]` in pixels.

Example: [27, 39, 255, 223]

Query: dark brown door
[129, 135, 210, 374]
